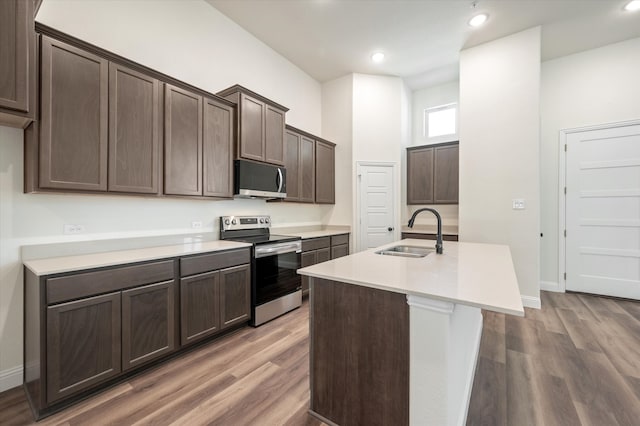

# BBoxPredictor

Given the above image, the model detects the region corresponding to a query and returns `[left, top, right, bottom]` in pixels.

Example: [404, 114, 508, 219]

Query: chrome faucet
[408, 208, 443, 254]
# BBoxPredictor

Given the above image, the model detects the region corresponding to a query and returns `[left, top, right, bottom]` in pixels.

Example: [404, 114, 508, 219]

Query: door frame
[355, 161, 399, 252]
[558, 118, 640, 293]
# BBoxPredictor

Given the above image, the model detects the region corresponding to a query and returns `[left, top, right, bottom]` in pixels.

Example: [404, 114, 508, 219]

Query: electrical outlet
[63, 224, 85, 234]
[512, 199, 525, 210]
[191, 221, 203, 229]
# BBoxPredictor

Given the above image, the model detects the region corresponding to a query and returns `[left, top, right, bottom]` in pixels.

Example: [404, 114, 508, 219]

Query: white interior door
[358, 163, 396, 251]
[565, 122, 640, 299]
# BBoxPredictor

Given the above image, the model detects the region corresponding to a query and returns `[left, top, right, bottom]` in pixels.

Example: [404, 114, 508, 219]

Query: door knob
[388, 227, 394, 231]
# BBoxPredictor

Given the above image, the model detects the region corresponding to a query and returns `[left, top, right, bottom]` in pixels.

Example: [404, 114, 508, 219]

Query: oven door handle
[255, 242, 301, 258]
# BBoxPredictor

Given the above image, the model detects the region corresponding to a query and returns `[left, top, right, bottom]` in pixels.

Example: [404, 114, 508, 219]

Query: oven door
[254, 244, 301, 306]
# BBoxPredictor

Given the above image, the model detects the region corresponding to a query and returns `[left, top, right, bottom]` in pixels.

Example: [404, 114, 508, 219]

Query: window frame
[423, 103, 458, 139]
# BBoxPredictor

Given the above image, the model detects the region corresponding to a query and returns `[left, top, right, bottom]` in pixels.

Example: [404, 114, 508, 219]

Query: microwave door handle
[276, 168, 283, 193]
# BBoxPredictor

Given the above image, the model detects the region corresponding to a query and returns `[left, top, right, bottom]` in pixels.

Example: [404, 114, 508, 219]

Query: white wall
[0, 0, 328, 387]
[404, 81, 460, 227]
[352, 74, 405, 249]
[459, 27, 541, 304]
[540, 36, 640, 289]
[321, 75, 353, 226]
[411, 80, 459, 146]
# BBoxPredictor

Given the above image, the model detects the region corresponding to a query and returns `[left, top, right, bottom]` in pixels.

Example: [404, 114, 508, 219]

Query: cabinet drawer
[330, 234, 349, 246]
[302, 237, 330, 252]
[47, 260, 175, 305]
[180, 248, 250, 277]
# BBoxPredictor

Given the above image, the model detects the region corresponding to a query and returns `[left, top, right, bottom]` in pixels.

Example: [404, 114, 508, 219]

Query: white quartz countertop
[24, 240, 252, 276]
[297, 239, 524, 316]
[281, 229, 350, 239]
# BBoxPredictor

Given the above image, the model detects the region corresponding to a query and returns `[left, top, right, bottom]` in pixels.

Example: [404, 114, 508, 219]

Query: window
[423, 103, 457, 139]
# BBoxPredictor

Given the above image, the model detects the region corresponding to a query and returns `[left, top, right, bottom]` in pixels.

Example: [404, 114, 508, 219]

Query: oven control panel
[220, 215, 270, 231]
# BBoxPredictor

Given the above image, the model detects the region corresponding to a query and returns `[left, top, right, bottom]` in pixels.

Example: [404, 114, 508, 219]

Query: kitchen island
[297, 239, 524, 426]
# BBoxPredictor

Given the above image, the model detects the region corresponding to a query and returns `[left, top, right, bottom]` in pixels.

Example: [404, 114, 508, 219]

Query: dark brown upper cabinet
[315, 139, 336, 204]
[108, 63, 161, 194]
[164, 84, 203, 196]
[203, 97, 234, 198]
[164, 86, 236, 198]
[284, 126, 315, 203]
[0, 0, 36, 128]
[217, 85, 288, 166]
[433, 143, 459, 203]
[39, 36, 108, 191]
[406, 141, 459, 205]
[26, 28, 235, 201]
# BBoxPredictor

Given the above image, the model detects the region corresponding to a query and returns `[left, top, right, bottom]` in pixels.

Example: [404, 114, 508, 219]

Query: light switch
[512, 199, 525, 210]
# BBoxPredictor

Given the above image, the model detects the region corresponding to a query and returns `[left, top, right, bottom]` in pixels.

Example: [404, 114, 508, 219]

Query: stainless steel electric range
[219, 215, 302, 326]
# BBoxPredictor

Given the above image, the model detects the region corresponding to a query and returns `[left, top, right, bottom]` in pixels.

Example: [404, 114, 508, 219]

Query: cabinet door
[300, 135, 316, 203]
[315, 140, 335, 204]
[331, 244, 349, 259]
[164, 84, 203, 196]
[219, 264, 251, 329]
[180, 271, 220, 346]
[238, 93, 265, 162]
[203, 97, 234, 198]
[108, 63, 160, 194]
[121, 280, 176, 371]
[284, 130, 300, 201]
[40, 36, 108, 191]
[0, 0, 30, 114]
[317, 247, 331, 264]
[46, 292, 121, 403]
[264, 104, 285, 165]
[407, 147, 434, 204]
[433, 144, 459, 204]
[301, 250, 317, 295]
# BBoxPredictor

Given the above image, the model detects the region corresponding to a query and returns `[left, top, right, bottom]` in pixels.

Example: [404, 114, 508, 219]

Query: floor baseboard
[521, 295, 541, 309]
[0, 365, 22, 393]
[541, 281, 563, 292]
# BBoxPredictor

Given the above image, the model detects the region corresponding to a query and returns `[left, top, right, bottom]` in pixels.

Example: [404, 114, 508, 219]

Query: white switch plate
[191, 221, 203, 229]
[512, 199, 525, 210]
[63, 224, 85, 234]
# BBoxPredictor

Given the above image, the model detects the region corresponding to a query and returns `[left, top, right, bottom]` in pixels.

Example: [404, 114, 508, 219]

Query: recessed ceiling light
[624, 0, 640, 11]
[371, 52, 385, 63]
[468, 13, 488, 27]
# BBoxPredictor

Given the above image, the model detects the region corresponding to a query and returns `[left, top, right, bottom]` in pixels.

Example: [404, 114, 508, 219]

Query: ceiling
[207, 0, 640, 89]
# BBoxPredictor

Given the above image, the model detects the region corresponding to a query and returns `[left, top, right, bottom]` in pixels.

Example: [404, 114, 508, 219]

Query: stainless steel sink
[375, 245, 434, 258]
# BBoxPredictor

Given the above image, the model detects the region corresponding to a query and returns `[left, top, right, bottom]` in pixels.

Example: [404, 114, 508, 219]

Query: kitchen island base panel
[310, 278, 409, 426]
[408, 295, 483, 426]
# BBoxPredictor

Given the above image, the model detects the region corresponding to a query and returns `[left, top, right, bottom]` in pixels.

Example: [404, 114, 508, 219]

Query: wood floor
[468, 291, 640, 426]
[1, 291, 638, 425]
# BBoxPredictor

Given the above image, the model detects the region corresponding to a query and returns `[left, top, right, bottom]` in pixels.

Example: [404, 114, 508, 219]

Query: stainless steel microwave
[234, 159, 287, 199]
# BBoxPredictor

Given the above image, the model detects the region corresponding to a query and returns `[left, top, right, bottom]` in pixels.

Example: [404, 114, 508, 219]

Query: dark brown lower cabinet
[25, 248, 251, 419]
[220, 264, 251, 329]
[301, 245, 331, 295]
[122, 280, 176, 371]
[180, 271, 220, 346]
[179, 251, 251, 346]
[331, 244, 348, 259]
[300, 234, 350, 295]
[46, 292, 121, 404]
